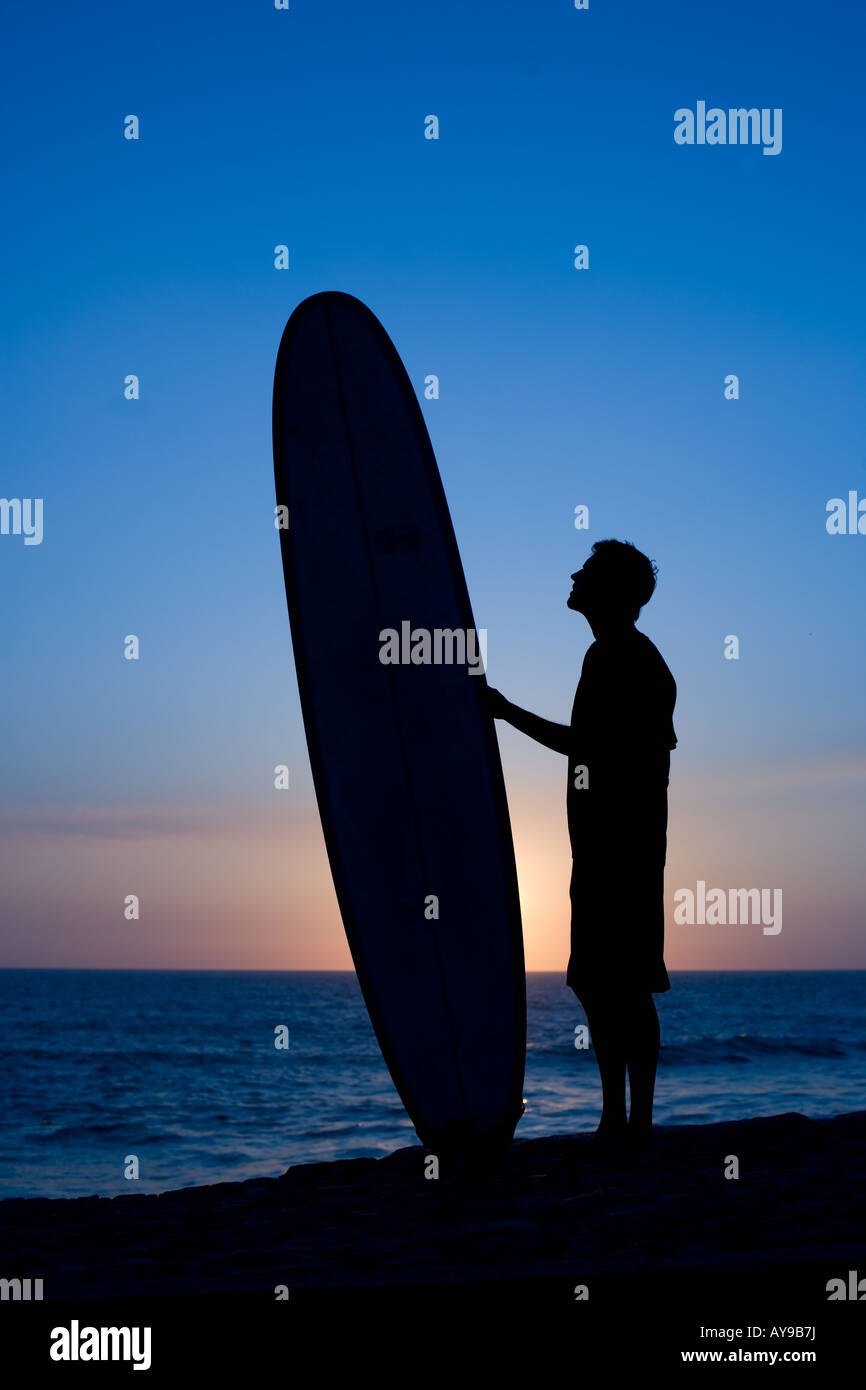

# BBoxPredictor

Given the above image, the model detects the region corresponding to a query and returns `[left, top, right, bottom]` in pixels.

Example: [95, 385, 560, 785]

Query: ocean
[0, 969, 863, 1200]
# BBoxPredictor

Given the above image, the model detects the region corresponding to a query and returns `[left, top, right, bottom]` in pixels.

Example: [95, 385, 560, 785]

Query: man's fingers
[485, 686, 508, 717]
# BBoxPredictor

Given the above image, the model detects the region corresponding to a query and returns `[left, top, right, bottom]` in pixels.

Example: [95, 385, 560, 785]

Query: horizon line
[0, 966, 863, 975]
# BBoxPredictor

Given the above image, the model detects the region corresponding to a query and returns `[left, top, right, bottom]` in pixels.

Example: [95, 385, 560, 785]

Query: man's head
[567, 539, 658, 625]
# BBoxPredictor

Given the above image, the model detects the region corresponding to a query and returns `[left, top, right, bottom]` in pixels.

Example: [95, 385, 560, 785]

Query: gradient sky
[2, 0, 864, 970]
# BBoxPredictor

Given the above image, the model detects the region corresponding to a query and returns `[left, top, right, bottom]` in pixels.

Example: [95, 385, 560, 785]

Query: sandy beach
[3, 1109, 864, 1298]
[2, 1109, 864, 1375]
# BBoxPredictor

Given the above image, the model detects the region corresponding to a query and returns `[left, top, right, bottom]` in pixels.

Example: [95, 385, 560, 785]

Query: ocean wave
[659, 1035, 850, 1066]
[33, 1123, 187, 1143]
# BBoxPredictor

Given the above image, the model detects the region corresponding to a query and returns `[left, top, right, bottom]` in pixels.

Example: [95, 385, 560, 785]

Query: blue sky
[2, 0, 864, 968]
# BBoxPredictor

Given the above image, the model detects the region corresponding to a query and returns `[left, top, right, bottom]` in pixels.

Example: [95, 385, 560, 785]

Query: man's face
[567, 559, 597, 613]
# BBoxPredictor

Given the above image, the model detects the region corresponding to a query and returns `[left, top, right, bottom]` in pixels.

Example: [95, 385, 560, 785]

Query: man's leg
[624, 990, 660, 1146]
[581, 993, 628, 1139]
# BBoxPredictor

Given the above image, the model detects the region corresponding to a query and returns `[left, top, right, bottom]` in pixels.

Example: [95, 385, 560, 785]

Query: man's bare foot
[626, 1126, 653, 1157]
[578, 1124, 629, 1159]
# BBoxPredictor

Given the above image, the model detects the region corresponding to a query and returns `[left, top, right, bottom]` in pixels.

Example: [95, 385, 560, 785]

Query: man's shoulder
[635, 631, 676, 679]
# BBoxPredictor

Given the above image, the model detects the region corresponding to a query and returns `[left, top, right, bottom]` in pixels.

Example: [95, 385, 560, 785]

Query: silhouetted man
[488, 539, 676, 1154]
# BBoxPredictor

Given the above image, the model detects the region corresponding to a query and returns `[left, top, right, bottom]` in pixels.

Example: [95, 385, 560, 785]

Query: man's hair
[589, 539, 658, 620]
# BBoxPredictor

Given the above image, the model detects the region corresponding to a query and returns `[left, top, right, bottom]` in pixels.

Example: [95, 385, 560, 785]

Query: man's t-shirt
[565, 627, 677, 996]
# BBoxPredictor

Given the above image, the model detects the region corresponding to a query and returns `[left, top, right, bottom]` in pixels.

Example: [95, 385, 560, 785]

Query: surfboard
[272, 291, 525, 1163]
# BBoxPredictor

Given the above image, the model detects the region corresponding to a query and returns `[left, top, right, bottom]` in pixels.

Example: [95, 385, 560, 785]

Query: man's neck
[587, 616, 637, 641]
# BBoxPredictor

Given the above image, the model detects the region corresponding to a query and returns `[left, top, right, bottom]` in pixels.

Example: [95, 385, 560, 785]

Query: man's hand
[485, 687, 570, 754]
[485, 686, 511, 720]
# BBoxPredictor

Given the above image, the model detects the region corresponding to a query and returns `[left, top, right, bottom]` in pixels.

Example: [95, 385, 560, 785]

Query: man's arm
[486, 687, 570, 756]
